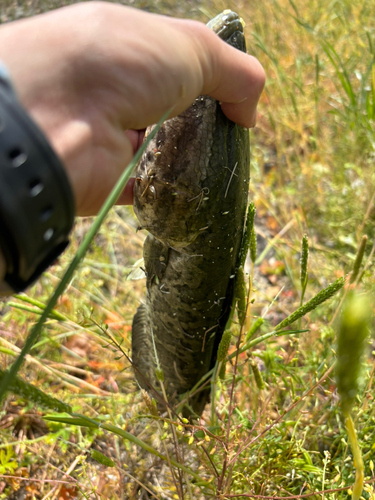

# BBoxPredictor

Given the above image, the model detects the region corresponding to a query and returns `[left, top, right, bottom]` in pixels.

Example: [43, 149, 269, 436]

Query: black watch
[0, 62, 75, 293]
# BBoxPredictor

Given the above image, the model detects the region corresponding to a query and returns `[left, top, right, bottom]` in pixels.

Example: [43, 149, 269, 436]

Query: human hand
[0, 2, 265, 216]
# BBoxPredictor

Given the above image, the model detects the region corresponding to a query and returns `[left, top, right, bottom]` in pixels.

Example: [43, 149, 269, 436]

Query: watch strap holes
[8, 146, 27, 167]
[29, 179, 43, 197]
[43, 228, 54, 241]
[40, 206, 53, 222]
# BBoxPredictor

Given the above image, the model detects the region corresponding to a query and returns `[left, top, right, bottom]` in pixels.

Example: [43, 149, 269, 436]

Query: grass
[0, 0, 375, 498]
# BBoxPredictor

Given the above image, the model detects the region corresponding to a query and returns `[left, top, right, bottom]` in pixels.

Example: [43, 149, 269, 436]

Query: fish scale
[132, 11, 250, 415]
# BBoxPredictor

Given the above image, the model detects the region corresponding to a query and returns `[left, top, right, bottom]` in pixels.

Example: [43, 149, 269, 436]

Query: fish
[132, 10, 250, 415]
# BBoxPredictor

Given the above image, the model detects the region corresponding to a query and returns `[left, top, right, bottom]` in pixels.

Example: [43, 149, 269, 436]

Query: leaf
[90, 450, 115, 467]
[44, 414, 102, 428]
[301, 464, 323, 475]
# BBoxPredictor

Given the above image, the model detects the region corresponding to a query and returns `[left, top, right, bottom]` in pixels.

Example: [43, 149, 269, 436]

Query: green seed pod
[336, 292, 372, 414]
[240, 202, 256, 268]
[245, 317, 264, 343]
[219, 361, 226, 380]
[250, 227, 257, 263]
[91, 450, 115, 467]
[217, 330, 232, 362]
[155, 368, 164, 382]
[235, 267, 247, 325]
[275, 276, 345, 331]
[250, 359, 265, 390]
[141, 389, 158, 417]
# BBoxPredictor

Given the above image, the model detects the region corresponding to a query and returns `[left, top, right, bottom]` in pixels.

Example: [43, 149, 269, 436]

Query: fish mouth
[206, 11, 246, 51]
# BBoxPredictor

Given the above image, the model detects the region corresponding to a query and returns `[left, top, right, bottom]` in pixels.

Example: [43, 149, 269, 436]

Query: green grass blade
[13, 293, 69, 321]
[300, 234, 309, 304]
[319, 39, 356, 107]
[350, 235, 368, 284]
[371, 62, 375, 120]
[345, 413, 364, 500]
[7, 301, 67, 321]
[0, 369, 71, 413]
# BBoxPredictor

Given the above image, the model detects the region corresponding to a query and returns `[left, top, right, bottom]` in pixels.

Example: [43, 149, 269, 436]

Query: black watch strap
[0, 68, 75, 292]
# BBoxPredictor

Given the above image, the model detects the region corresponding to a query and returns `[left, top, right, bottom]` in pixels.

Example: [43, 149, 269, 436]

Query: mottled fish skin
[132, 11, 250, 415]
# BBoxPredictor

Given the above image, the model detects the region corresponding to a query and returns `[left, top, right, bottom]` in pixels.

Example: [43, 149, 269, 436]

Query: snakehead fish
[132, 11, 250, 415]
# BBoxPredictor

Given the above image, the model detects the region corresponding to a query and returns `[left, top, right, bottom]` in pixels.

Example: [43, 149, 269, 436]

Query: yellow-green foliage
[336, 292, 372, 414]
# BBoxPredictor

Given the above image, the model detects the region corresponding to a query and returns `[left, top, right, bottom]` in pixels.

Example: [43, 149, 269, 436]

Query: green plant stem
[158, 378, 184, 499]
[345, 412, 364, 500]
[221, 320, 247, 494]
[0, 109, 171, 404]
[350, 235, 367, 284]
[155, 420, 179, 497]
[210, 360, 220, 426]
[300, 234, 309, 307]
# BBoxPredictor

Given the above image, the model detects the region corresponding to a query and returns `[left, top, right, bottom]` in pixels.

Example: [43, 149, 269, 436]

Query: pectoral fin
[143, 234, 169, 286]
